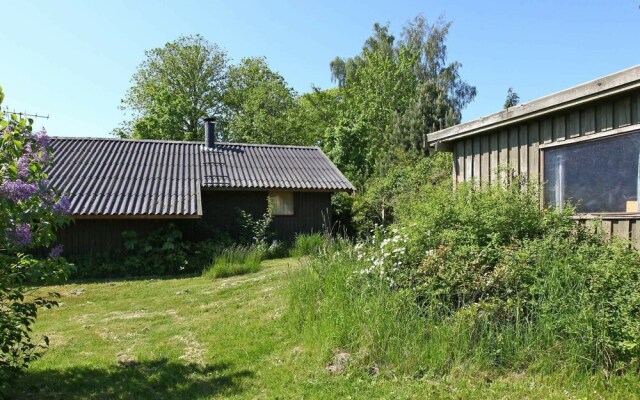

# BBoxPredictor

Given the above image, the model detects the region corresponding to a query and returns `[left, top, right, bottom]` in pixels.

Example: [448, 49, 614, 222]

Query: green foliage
[0, 87, 72, 394]
[289, 233, 326, 258]
[504, 87, 520, 109]
[223, 57, 310, 145]
[70, 226, 231, 279]
[325, 16, 476, 186]
[352, 152, 451, 235]
[236, 198, 274, 245]
[120, 224, 191, 276]
[204, 244, 263, 279]
[289, 173, 640, 378]
[291, 87, 341, 147]
[330, 192, 356, 237]
[115, 34, 228, 141]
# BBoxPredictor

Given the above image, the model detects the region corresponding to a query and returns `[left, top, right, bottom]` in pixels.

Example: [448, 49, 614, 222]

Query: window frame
[540, 125, 640, 218]
[268, 191, 295, 217]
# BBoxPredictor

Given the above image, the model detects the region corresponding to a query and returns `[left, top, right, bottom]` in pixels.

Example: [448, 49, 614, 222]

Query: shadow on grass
[12, 358, 254, 400]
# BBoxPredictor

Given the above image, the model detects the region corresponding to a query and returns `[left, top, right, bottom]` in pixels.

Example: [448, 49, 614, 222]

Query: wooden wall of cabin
[200, 190, 332, 242]
[58, 190, 333, 255]
[450, 90, 640, 243]
[452, 91, 640, 186]
[57, 218, 187, 255]
[576, 218, 640, 246]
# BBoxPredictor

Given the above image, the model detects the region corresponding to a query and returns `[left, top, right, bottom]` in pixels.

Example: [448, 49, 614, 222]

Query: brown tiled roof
[48, 137, 354, 217]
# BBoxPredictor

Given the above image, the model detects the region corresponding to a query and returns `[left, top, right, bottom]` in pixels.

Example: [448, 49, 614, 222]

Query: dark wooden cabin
[427, 65, 640, 243]
[48, 127, 354, 255]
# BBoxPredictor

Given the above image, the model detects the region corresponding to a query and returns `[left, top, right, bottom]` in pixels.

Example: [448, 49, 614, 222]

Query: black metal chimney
[204, 117, 216, 148]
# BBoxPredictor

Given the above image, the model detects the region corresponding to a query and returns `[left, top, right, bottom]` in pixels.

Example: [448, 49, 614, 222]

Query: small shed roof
[48, 137, 355, 217]
[427, 65, 640, 145]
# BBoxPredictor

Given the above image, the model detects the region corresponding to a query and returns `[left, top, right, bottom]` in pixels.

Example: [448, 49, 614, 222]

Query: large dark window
[544, 132, 640, 213]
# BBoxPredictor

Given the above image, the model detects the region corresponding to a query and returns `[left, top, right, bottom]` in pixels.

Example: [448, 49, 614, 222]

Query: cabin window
[269, 191, 294, 216]
[544, 131, 640, 213]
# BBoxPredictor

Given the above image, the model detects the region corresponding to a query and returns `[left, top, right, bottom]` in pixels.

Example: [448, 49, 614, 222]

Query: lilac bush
[0, 86, 72, 393]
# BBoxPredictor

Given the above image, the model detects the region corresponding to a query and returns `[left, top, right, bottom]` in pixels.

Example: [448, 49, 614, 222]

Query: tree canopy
[222, 57, 301, 145]
[504, 87, 520, 108]
[115, 34, 228, 141]
[325, 16, 476, 186]
[114, 15, 476, 188]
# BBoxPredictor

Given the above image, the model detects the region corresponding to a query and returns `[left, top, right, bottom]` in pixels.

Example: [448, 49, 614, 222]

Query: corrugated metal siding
[47, 138, 354, 217]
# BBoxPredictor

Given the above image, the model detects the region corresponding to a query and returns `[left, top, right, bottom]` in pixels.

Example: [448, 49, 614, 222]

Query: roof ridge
[49, 136, 322, 150]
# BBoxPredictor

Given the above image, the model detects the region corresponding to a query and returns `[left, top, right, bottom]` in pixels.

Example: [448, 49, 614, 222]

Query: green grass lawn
[11, 258, 639, 399]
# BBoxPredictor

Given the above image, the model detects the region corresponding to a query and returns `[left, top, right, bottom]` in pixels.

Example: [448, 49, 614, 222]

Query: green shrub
[289, 170, 640, 377]
[0, 91, 73, 394]
[289, 233, 326, 258]
[259, 240, 288, 260]
[69, 227, 231, 280]
[352, 153, 451, 236]
[204, 245, 263, 279]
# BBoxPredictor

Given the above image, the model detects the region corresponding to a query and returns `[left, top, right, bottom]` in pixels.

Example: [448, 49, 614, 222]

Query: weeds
[289, 233, 327, 258]
[204, 245, 264, 279]
[287, 176, 640, 381]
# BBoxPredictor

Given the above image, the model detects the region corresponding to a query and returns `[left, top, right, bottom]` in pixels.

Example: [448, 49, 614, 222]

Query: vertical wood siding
[453, 92, 640, 185]
[58, 190, 333, 255]
[451, 91, 640, 243]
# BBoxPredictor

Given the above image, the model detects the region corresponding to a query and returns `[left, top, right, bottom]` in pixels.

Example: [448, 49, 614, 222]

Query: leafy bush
[204, 244, 263, 279]
[70, 227, 231, 279]
[352, 152, 450, 236]
[121, 224, 190, 276]
[289, 233, 326, 258]
[289, 167, 640, 378]
[0, 88, 73, 394]
[237, 198, 274, 245]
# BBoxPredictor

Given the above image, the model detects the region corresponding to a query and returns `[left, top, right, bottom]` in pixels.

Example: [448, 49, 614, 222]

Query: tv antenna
[5, 110, 50, 120]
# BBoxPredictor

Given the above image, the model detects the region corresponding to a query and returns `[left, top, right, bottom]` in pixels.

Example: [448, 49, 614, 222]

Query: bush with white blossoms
[355, 225, 409, 287]
[0, 86, 73, 394]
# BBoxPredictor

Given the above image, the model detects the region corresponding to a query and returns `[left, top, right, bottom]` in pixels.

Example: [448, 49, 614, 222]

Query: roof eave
[427, 65, 640, 144]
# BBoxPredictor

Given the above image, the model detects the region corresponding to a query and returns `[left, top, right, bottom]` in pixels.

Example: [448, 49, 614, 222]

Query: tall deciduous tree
[324, 16, 476, 186]
[115, 35, 228, 141]
[290, 87, 341, 147]
[222, 57, 303, 145]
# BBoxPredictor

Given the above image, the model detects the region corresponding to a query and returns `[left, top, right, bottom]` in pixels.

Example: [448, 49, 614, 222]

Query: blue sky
[1, 0, 638, 138]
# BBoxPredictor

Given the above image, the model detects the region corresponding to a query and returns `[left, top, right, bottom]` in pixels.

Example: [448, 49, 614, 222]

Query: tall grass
[287, 179, 640, 380]
[289, 233, 327, 258]
[287, 241, 430, 373]
[204, 244, 263, 279]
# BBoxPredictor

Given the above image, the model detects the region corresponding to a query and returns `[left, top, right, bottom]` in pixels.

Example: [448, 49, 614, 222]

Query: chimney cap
[204, 116, 216, 122]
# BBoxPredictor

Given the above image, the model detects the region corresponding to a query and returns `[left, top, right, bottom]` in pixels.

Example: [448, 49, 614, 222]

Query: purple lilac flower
[0, 179, 40, 202]
[6, 223, 32, 248]
[49, 244, 64, 258]
[52, 196, 71, 215]
[32, 128, 50, 148]
[17, 154, 31, 179]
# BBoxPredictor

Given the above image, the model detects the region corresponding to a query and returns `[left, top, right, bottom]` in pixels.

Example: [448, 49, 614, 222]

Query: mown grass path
[12, 258, 639, 399]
